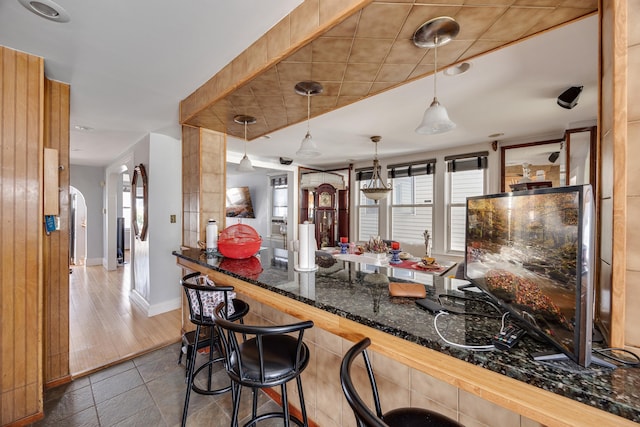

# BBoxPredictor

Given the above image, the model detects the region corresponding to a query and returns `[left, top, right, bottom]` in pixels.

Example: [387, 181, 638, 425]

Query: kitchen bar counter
[173, 247, 640, 426]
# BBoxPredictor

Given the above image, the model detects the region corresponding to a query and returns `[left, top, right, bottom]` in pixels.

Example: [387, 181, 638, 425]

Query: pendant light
[361, 136, 392, 203]
[294, 81, 323, 158]
[413, 17, 460, 135]
[234, 115, 257, 172]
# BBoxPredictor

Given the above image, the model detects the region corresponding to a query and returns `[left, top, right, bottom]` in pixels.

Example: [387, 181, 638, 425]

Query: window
[446, 153, 487, 252]
[271, 175, 288, 219]
[389, 161, 435, 246]
[356, 168, 379, 241]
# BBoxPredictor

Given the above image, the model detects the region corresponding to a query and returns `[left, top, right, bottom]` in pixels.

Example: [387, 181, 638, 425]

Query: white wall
[70, 165, 105, 265]
[104, 133, 182, 317]
[147, 133, 182, 312]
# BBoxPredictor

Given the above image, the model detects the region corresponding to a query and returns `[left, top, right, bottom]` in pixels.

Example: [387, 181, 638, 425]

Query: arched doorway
[69, 186, 87, 266]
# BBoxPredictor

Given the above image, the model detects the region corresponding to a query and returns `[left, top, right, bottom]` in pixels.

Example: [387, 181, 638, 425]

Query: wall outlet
[170, 214, 176, 223]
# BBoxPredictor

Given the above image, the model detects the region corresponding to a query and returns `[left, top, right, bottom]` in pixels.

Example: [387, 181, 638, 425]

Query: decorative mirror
[501, 126, 596, 193]
[501, 138, 564, 192]
[131, 163, 148, 241]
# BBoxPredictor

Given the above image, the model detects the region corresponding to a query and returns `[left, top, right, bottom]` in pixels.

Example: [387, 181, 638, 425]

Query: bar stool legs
[180, 272, 250, 427]
[182, 324, 226, 427]
[229, 380, 308, 427]
[213, 303, 313, 427]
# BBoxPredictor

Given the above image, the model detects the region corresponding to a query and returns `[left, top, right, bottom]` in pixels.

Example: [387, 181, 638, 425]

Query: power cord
[592, 348, 640, 367]
[437, 294, 503, 318]
[432, 311, 511, 352]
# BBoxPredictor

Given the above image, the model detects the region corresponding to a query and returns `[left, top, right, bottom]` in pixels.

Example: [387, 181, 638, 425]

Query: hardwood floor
[69, 255, 182, 377]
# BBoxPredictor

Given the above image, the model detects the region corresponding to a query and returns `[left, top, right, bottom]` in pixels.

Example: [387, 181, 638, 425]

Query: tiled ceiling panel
[182, 0, 597, 141]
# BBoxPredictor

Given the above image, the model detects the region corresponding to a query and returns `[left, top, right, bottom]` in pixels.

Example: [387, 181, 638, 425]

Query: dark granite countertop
[173, 247, 640, 423]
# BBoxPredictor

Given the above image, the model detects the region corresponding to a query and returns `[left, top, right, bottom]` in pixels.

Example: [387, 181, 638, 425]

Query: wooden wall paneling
[0, 46, 45, 426]
[43, 78, 71, 387]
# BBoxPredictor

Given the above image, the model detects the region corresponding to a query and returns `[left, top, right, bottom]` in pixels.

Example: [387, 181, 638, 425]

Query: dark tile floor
[33, 343, 283, 427]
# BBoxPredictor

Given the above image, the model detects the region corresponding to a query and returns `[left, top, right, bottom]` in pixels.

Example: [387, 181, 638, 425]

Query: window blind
[387, 159, 436, 178]
[445, 151, 489, 172]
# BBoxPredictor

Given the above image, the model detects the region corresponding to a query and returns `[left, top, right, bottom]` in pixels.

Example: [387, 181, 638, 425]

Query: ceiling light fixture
[294, 81, 323, 158]
[18, 0, 70, 22]
[413, 17, 460, 135]
[234, 115, 257, 172]
[361, 136, 392, 203]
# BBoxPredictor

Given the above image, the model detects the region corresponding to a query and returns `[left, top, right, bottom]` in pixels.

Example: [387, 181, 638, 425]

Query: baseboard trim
[147, 297, 181, 316]
[129, 290, 180, 317]
[85, 257, 102, 266]
[45, 374, 72, 390]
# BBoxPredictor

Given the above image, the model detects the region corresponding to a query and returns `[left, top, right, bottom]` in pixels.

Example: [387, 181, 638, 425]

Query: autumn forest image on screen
[466, 191, 582, 350]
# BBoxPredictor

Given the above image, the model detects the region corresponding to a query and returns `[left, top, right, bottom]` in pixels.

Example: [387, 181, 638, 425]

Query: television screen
[226, 186, 255, 218]
[464, 185, 596, 367]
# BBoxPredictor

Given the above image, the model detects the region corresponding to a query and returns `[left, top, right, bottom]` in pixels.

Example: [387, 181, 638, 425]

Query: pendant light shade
[234, 115, 257, 172]
[296, 131, 320, 158]
[361, 136, 392, 203]
[415, 97, 456, 134]
[413, 17, 460, 135]
[295, 81, 323, 158]
[238, 154, 254, 172]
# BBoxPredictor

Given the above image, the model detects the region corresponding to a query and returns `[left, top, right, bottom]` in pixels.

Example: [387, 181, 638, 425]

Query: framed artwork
[226, 186, 255, 218]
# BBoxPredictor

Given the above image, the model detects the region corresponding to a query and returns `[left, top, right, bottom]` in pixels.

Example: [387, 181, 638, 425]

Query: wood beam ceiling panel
[180, 0, 597, 140]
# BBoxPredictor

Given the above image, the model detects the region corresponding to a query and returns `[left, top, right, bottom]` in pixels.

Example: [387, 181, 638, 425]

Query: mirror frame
[131, 163, 148, 241]
[500, 137, 564, 192]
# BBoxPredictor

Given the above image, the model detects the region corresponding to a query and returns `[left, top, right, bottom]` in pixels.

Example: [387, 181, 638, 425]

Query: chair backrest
[340, 338, 388, 427]
[213, 302, 314, 387]
[181, 272, 235, 325]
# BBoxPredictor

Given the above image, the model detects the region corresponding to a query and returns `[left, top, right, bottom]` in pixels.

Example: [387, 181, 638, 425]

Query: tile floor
[32, 342, 284, 427]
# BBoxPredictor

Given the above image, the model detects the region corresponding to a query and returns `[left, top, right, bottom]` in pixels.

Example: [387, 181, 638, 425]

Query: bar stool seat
[213, 302, 314, 427]
[180, 272, 249, 427]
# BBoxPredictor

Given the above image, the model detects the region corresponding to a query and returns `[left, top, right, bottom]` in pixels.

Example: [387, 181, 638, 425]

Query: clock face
[319, 191, 332, 208]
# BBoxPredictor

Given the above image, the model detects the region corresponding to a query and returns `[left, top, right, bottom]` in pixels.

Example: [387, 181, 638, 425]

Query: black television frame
[464, 184, 610, 368]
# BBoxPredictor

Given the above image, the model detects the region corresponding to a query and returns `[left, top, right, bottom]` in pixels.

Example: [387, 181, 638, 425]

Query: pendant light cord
[433, 34, 439, 99]
[306, 91, 311, 135]
[243, 119, 248, 156]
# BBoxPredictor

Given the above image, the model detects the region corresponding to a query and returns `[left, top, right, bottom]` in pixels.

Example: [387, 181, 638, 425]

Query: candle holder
[389, 249, 402, 264]
[339, 242, 349, 254]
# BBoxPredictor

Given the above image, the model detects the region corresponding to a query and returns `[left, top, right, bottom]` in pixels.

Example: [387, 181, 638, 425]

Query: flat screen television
[464, 184, 607, 368]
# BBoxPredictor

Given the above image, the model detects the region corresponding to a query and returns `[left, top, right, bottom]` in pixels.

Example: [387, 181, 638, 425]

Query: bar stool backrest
[340, 338, 464, 427]
[340, 338, 387, 427]
[181, 271, 235, 325]
[213, 302, 314, 387]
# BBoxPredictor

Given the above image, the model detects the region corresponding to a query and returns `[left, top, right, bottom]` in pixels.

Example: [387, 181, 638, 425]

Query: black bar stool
[213, 302, 314, 427]
[341, 337, 465, 427]
[180, 272, 250, 427]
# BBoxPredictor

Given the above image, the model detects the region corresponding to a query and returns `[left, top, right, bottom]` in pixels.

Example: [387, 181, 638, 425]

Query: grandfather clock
[314, 183, 336, 247]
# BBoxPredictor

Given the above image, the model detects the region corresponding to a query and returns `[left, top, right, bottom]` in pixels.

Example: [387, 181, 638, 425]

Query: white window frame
[356, 179, 380, 242]
[389, 173, 434, 247]
[445, 155, 488, 254]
